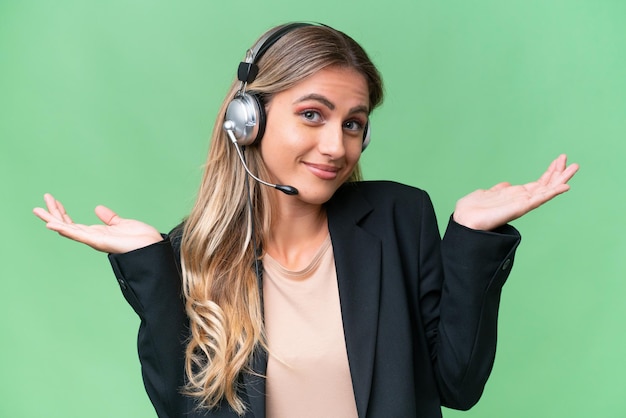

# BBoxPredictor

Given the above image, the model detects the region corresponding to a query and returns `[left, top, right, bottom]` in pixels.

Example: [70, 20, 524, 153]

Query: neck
[266, 198, 329, 270]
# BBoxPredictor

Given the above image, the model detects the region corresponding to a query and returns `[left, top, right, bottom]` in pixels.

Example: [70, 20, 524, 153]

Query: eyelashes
[299, 110, 366, 134]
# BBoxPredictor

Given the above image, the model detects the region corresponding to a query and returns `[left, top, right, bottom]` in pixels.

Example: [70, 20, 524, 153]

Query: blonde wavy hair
[180, 23, 384, 414]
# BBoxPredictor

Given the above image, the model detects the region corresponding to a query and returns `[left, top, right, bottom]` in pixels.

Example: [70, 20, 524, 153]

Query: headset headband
[225, 22, 371, 150]
[237, 23, 316, 84]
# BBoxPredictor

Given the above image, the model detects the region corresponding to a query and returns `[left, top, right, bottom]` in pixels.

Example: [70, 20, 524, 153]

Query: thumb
[489, 181, 511, 192]
[95, 205, 121, 226]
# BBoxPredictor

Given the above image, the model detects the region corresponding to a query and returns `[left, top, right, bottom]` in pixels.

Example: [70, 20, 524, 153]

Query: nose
[317, 123, 346, 159]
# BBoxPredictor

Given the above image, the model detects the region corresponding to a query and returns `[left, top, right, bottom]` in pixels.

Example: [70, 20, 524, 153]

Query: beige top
[263, 236, 358, 418]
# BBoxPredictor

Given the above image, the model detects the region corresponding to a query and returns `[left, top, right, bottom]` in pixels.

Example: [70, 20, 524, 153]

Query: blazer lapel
[242, 346, 267, 418]
[241, 184, 381, 418]
[327, 184, 382, 418]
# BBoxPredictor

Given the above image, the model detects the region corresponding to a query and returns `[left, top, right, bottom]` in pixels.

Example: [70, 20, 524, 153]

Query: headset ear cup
[224, 93, 266, 146]
[362, 122, 371, 151]
[252, 93, 267, 144]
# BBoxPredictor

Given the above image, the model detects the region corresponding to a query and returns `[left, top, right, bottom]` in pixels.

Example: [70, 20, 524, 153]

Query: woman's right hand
[33, 193, 164, 254]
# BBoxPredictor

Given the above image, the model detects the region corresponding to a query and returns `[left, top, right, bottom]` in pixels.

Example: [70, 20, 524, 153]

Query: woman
[34, 23, 578, 417]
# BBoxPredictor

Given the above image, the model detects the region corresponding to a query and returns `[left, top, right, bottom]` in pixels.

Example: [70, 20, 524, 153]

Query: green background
[1, 1, 624, 417]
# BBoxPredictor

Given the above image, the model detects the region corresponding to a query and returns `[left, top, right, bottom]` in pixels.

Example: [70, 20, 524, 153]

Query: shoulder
[327, 181, 435, 228]
[332, 180, 429, 206]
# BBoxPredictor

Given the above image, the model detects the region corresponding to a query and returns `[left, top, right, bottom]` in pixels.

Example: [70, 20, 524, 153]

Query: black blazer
[109, 181, 521, 418]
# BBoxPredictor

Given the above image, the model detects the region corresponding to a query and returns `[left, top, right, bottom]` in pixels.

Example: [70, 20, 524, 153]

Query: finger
[33, 207, 53, 223]
[554, 154, 567, 172]
[536, 163, 555, 185]
[543, 160, 578, 188]
[525, 187, 563, 210]
[95, 205, 121, 226]
[489, 182, 511, 192]
[553, 162, 579, 185]
[538, 154, 570, 186]
[537, 157, 560, 185]
[44, 193, 65, 221]
[45, 221, 98, 246]
[55, 200, 74, 224]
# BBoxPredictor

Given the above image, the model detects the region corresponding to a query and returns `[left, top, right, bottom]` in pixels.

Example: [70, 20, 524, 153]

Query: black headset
[223, 22, 371, 150]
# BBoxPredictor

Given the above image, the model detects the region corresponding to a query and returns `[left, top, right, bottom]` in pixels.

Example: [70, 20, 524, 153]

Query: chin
[297, 184, 343, 205]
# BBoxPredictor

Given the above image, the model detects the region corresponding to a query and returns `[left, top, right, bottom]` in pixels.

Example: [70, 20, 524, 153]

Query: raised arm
[453, 154, 579, 231]
[35, 194, 189, 417]
[426, 154, 578, 408]
[33, 193, 163, 253]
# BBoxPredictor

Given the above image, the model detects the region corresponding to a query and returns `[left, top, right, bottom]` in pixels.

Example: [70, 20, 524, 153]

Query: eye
[343, 119, 366, 133]
[300, 110, 322, 123]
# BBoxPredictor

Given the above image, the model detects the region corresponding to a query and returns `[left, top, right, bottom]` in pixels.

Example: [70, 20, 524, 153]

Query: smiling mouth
[304, 162, 341, 180]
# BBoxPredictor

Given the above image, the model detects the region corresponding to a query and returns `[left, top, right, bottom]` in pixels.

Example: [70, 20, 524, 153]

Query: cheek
[259, 137, 297, 178]
[346, 143, 363, 166]
[261, 121, 301, 155]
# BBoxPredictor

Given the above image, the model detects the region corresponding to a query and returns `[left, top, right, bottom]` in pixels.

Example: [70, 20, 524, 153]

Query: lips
[304, 162, 341, 180]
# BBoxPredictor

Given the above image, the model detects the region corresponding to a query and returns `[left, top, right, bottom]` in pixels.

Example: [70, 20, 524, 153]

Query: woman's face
[260, 66, 370, 206]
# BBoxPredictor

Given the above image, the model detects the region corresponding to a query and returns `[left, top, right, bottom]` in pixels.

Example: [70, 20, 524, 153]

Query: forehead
[282, 66, 370, 109]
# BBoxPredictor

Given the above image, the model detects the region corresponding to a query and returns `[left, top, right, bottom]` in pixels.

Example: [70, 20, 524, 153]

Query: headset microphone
[223, 121, 299, 195]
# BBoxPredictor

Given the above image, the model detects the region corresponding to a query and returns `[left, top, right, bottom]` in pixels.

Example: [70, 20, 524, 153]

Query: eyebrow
[294, 93, 369, 115]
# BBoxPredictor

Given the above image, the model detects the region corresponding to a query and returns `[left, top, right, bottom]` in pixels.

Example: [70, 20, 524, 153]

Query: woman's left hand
[452, 154, 579, 231]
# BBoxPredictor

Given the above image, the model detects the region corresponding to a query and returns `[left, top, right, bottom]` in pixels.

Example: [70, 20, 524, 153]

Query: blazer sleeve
[108, 235, 188, 418]
[418, 194, 521, 410]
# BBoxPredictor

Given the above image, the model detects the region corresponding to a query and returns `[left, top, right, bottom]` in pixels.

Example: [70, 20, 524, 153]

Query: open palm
[33, 193, 163, 254]
[453, 154, 579, 231]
